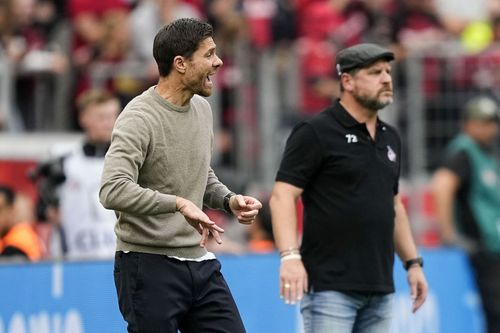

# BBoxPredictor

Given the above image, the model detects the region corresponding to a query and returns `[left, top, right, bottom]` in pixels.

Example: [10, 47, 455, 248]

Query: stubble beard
[187, 77, 212, 97]
[197, 89, 211, 97]
[353, 91, 393, 111]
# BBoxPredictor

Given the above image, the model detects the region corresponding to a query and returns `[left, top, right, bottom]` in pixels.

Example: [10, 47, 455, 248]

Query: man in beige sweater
[100, 18, 262, 333]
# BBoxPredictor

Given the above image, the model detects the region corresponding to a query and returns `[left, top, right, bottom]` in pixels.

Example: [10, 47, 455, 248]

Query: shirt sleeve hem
[276, 172, 308, 189]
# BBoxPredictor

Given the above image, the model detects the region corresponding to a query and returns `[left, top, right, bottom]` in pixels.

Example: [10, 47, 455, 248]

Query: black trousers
[470, 253, 500, 333]
[114, 251, 246, 333]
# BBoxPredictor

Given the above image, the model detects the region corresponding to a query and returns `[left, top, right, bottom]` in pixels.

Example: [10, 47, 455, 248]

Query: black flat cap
[336, 43, 394, 75]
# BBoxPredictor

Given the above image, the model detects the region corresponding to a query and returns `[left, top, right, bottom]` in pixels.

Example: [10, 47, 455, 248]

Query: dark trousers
[470, 253, 500, 333]
[114, 251, 246, 333]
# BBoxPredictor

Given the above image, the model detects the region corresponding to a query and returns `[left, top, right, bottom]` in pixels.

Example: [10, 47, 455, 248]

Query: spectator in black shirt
[269, 43, 428, 333]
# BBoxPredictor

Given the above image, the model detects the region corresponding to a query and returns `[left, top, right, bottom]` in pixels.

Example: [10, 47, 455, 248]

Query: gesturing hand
[176, 197, 224, 247]
[228, 195, 263, 225]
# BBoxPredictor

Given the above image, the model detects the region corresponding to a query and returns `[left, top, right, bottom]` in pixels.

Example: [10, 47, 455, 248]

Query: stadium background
[1, 0, 500, 332]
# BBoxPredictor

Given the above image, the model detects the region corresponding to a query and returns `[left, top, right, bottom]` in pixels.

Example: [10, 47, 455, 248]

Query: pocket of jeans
[213, 261, 228, 287]
[114, 252, 140, 283]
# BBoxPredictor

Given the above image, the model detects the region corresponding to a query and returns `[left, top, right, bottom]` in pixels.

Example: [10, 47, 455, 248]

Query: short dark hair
[0, 185, 15, 206]
[153, 18, 214, 77]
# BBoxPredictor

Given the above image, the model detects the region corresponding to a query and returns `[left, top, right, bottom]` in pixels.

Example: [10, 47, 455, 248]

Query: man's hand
[280, 258, 308, 305]
[442, 233, 479, 254]
[228, 195, 262, 225]
[407, 265, 428, 313]
[176, 197, 224, 247]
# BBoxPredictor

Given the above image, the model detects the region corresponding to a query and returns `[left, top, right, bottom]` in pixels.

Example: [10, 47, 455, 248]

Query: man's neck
[155, 77, 194, 107]
[339, 97, 378, 137]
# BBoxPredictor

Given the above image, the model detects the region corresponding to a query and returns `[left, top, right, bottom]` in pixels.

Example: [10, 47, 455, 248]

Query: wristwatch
[223, 192, 236, 214]
[404, 257, 424, 271]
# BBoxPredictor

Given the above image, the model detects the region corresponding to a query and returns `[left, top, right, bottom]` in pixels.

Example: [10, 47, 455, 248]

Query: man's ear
[173, 55, 186, 74]
[341, 73, 354, 92]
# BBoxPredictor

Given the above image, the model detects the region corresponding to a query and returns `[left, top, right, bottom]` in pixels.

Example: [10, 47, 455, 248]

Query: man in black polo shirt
[269, 43, 428, 333]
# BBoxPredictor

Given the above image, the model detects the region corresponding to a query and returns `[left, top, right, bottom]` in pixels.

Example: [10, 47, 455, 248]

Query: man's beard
[353, 91, 393, 111]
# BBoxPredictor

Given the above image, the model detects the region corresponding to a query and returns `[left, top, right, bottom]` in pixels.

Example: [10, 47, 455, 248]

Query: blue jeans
[300, 290, 394, 333]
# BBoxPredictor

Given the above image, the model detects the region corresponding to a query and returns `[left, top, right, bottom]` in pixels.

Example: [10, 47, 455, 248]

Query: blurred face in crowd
[344, 60, 393, 111]
[465, 119, 499, 146]
[181, 37, 223, 97]
[0, 192, 14, 236]
[12, 0, 35, 27]
[79, 99, 120, 143]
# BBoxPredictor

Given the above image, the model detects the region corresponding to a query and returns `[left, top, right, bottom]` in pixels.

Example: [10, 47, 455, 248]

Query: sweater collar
[149, 86, 191, 113]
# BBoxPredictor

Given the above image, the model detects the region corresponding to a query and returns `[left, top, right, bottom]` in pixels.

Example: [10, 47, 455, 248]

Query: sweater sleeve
[203, 167, 231, 210]
[99, 110, 177, 215]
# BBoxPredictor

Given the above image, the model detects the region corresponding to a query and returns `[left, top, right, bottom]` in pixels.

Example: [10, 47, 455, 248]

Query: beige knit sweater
[99, 87, 231, 258]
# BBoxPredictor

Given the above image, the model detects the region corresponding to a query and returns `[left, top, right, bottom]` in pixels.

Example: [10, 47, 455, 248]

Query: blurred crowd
[1, 0, 500, 159]
[2, 0, 500, 262]
[2, 0, 500, 128]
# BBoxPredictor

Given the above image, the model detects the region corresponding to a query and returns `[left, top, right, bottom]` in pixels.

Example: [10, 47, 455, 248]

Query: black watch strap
[223, 192, 236, 214]
[404, 257, 423, 271]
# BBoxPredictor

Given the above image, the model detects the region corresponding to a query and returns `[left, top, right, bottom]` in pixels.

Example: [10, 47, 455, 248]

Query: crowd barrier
[0, 248, 484, 333]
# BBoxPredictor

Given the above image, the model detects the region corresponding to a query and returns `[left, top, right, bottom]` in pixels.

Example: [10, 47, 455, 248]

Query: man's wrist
[223, 192, 236, 214]
[280, 247, 300, 257]
[404, 257, 424, 271]
[175, 196, 182, 210]
[176, 196, 187, 212]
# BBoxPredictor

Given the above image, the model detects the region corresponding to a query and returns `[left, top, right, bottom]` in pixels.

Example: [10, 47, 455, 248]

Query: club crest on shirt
[387, 145, 396, 162]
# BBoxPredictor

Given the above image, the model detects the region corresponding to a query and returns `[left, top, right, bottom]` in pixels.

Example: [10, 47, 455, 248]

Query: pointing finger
[211, 229, 223, 244]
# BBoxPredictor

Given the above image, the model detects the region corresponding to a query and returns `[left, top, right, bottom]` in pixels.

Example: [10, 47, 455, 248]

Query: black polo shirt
[276, 100, 401, 293]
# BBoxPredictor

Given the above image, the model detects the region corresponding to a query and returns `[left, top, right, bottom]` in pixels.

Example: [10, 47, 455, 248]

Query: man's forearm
[431, 170, 459, 243]
[394, 195, 419, 261]
[100, 176, 177, 215]
[269, 186, 301, 251]
[203, 167, 231, 210]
